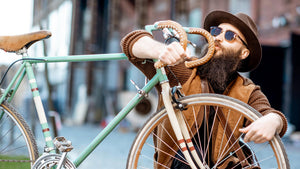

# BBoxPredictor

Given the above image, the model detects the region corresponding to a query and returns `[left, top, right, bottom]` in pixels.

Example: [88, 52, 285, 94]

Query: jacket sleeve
[248, 86, 288, 137]
[120, 30, 153, 61]
[120, 30, 159, 84]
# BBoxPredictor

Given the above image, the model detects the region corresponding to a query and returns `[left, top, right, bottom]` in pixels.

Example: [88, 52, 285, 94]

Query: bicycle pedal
[53, 137, 73, 152]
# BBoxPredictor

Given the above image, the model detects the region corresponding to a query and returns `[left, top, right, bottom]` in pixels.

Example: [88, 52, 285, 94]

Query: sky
[0, 0, 33, 64]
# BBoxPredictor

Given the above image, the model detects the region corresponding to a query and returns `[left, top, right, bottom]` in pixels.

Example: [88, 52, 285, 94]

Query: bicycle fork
[160, 82, 206, 169]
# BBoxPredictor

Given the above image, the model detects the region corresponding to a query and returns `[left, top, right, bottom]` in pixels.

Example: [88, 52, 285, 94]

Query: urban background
[25, 0, 300, 130]
[1, 0, 300, 167]
[0, 0, 300, 168]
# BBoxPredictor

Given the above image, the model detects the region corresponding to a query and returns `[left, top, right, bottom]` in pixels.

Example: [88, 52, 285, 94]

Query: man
[121, 10, 287, 168]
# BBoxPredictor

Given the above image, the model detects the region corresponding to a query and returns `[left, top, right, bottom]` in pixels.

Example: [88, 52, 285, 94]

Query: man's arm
[121, 30, 194, 88]
[131, 36, 164, 59]
[131, 36, 189, 65]
[239, 86, 287, 143]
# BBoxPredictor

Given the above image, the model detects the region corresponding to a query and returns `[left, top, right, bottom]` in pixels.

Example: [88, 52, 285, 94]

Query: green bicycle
[0, 20, 289, 169]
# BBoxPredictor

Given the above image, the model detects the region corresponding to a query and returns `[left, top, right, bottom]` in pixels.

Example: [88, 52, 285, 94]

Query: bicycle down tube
[73, 69, 163, 167]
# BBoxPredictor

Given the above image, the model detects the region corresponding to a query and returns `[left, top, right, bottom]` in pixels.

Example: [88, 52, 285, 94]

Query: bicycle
[0, 20, 289, 169]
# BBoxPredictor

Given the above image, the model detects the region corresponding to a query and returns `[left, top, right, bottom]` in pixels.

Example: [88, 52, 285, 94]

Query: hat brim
[203, 11, 262, 72]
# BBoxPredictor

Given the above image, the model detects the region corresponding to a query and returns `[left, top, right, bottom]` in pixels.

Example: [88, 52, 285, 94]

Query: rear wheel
[0, 102, 38, 168]
[127, 94, 290, 169]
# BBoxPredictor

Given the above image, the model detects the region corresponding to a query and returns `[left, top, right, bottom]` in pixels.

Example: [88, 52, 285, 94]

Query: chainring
[32, 153, 76, 169]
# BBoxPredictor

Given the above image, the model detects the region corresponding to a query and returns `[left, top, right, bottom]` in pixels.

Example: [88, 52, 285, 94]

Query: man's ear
[240, 48, 250, 60]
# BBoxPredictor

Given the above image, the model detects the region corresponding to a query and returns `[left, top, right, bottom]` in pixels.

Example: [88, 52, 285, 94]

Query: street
[35, 123, 300, 169]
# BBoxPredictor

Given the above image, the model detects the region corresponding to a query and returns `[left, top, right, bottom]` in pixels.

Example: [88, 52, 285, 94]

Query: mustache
[214, 40, 223, 49]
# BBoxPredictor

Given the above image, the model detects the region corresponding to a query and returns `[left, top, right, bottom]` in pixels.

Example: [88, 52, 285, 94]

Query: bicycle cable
[143, 58, 181, 87]
[0, 58, 46, 86]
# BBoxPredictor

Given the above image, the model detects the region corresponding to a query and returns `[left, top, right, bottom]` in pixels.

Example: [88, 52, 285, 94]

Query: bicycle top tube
[23, 53, 127, 63]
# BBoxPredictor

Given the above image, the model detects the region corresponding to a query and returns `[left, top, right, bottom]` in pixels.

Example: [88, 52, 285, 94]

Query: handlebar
[145, 20, 215, 69]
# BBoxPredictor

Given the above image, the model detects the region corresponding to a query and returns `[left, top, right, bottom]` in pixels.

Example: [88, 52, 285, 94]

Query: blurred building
[32, 0, 300, 129]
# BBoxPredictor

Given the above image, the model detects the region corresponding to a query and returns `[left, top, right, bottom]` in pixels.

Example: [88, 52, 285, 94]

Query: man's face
[212, 23, 248, 60]
[197, 23, 249, 92]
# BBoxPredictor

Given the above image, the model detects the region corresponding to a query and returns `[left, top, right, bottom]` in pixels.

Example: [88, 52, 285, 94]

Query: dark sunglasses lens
[210, 27, 221, 36]
[225, 31, 235, 41]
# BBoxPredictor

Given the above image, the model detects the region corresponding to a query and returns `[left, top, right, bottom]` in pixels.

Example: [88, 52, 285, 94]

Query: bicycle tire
[127, 93, 290, 169]
[0, 101, 39, 168]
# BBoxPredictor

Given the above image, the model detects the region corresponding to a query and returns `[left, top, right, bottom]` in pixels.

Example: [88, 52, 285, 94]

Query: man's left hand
[239, 113, 283, 143]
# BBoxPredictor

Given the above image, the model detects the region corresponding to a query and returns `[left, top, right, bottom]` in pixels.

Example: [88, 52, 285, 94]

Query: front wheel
[127, 94, 290, 169]
[0, 102, 39, 168]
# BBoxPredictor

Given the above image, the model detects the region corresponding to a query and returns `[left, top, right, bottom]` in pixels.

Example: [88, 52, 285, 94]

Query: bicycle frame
[0, 23, 206, 169]
[0, 52, 171, 167]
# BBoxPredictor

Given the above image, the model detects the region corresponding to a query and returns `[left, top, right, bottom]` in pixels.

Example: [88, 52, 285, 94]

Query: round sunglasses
[210, 26, 248, 48]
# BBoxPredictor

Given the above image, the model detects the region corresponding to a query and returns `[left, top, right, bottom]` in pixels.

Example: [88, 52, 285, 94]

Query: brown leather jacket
[121, 30, 288, 168]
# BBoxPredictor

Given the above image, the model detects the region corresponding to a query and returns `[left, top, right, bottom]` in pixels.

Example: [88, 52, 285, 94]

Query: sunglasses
[210, 26, 248, 48]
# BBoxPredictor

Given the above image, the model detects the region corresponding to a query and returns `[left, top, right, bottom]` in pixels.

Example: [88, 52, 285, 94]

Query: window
[229, 0, 251, 15]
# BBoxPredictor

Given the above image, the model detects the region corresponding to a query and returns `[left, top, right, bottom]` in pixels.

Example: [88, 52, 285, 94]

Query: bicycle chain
[0, 159, 32, 162]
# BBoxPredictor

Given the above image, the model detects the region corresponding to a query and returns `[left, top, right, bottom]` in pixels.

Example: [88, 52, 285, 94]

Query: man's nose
[214, 32, 224, 42]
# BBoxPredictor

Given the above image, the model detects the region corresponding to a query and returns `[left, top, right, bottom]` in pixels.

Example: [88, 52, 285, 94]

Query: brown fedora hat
[203, 10, 262, 72]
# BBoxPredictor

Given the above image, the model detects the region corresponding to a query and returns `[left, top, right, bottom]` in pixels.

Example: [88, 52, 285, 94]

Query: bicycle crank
[33, 137, 76, 169]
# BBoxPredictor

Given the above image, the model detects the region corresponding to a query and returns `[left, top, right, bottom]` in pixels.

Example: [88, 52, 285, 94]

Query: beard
[197, 42, 242, 93]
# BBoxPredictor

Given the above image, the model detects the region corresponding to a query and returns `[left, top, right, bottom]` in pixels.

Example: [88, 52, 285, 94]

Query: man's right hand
[158, 42, 190, 66]
[132, 36, 190, 66]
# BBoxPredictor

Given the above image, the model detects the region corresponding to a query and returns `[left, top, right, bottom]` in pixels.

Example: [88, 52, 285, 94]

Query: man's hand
[132, 36, 190, 65]
[239, 113, 283, 143]
[158, 42, 190, 66]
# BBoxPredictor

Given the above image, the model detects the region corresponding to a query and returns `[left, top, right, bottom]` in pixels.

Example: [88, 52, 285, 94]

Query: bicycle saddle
[0, 30, 51, 52]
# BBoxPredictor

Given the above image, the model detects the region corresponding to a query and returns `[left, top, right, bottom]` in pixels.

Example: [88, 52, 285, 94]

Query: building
[32, 0, 300, 129]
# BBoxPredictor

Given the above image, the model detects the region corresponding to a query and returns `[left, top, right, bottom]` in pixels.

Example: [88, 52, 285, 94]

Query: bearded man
[121, 10, 288, 168]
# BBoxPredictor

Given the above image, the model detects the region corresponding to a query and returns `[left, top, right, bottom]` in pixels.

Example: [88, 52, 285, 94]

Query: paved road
[36, 124, 300, 169]
[284, 139, 300, 168]
[35, 123, 135, 169]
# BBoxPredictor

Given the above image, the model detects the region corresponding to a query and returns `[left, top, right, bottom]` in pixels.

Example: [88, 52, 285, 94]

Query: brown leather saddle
[0, 30, 51, 52]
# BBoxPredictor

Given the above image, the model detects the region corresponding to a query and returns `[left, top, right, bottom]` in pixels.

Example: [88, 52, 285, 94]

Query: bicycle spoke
[139, 154, 171, 169]
[150, 143, 189, 165]
[216, 113, 243, 163]
[160, 123, 183, 154]
[213, 135, 245, 168]
[150, 134, 186, 163]
[181, 106, 205, 161]
[1, 144, 29, 155]
[154, 124, 186, 160]
[0, 103, 38, 167]
[201, 105, 217, 166]
[191, 106, 204, 157]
